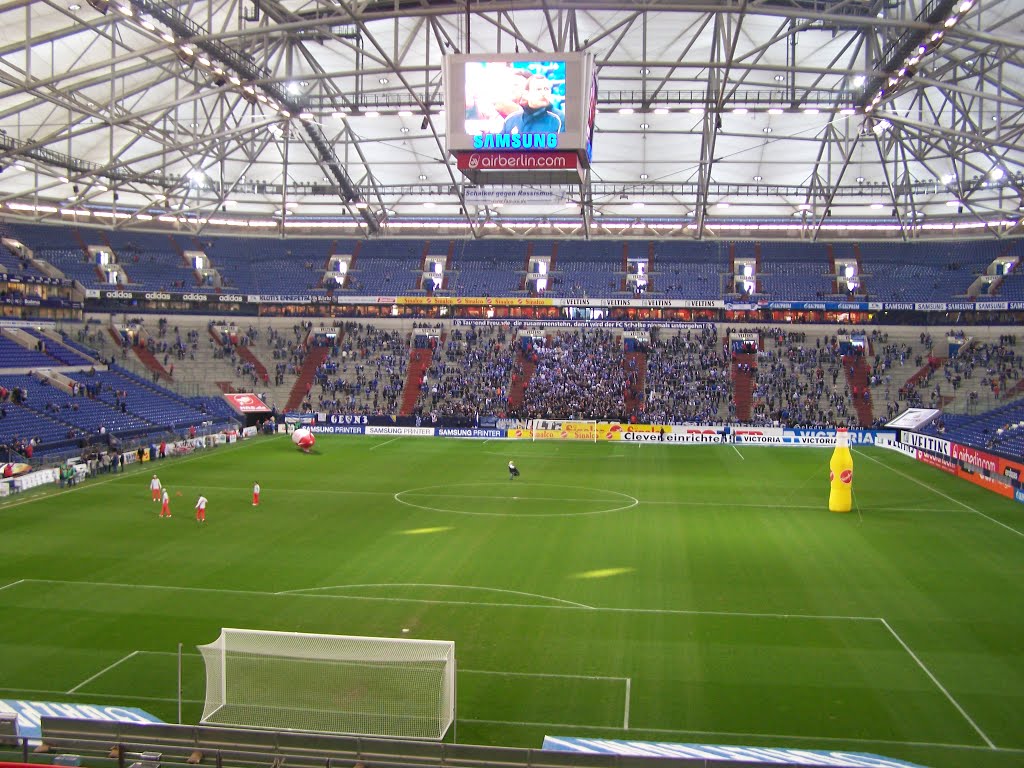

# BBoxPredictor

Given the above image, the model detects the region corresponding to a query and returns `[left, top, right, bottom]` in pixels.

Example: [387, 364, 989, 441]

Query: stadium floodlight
[198, 628, 456, 739]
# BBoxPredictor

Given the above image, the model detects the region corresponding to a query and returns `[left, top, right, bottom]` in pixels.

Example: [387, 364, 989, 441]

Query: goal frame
[198, 627, 456, 740]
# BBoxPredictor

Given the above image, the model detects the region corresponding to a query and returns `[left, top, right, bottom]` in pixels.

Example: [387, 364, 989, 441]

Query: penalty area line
[879, 618, 996, 749]
[67, 651, 139, 694]
[370, 437, 401, 451]
[731, 444, 744, 460]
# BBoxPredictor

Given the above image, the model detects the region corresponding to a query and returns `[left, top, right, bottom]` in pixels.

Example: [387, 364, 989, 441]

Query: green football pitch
[1, 435, 1022, 768]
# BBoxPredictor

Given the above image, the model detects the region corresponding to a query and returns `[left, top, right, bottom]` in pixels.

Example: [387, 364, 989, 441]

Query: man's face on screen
[524, 77, 553, 109]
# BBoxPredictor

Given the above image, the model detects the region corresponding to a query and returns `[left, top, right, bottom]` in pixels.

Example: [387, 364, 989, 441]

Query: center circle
[393, 482, 639, 517]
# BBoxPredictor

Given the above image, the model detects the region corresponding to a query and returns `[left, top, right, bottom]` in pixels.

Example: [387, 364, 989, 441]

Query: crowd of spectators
[640, 328, 732, 424]
[414, 325, 516, 420]
[313, 323, 409, 415]
[512, 330, 632, 420]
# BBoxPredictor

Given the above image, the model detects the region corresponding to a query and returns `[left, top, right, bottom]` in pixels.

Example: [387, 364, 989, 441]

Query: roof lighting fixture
[115, 3, 132, 15]
[631, 202, 645, 208]
[840, 108, 855, 116]
[332, 111, 347, 120]
[753, 175, 762, 181]
[618, 108, 635, 115]
[400, 126, 410, 133]
[717, 202, 731, 208]
[803, 108, 820, 115]
[422, 201, 436, 208]
[279, 109, 291, 117]
[354, 201, 367, 209]
[856, 176, 865, 183]
[198, 55, 211, 67]
[640, 173, 649, 180]
[179, 44, 194, 56]
[689, 108, 705, 115]
[946, 200, 961, 207]
[418, 174, 427, 180]
[762, 127, 772, 133]
[774, 74, 785, 82]
[379, 77, 389, 84]
[639, 122, 650, 129]
[653, 108, 669, 115]
[853, 75, 866, 87]
[732, 108, 748, 115]
[944, 15, 958, 27]
[870, 203, 884, 209]
[68, 2, 81, 8]
[941, 173, 955, 184]
[398, 110, 413, 117]
[228, 75, 241, 86]
[640, 67, 651, 75]
[990, 168, 1005, 180]
[287, 82, 303, 94]
[364, 110, 380, 118]
[160, 31, 175, 43]
[298, 112, 314, 121]
[767, 108, 783, 115]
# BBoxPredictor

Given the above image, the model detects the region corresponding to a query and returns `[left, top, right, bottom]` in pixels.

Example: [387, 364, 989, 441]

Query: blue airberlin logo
[472, 133, 558, 150]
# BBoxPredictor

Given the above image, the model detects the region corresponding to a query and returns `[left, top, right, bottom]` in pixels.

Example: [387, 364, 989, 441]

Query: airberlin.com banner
[895, 431, 1021, 502]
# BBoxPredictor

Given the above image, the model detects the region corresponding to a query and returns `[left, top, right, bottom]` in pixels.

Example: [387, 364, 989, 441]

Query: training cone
[828, 428, 854, 513]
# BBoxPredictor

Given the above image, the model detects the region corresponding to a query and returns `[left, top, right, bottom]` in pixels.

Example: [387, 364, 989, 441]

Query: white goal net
[198, 628, 456, 740]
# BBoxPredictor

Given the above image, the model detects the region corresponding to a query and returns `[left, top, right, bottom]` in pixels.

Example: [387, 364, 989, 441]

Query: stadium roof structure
[0, 0, 1022, 241]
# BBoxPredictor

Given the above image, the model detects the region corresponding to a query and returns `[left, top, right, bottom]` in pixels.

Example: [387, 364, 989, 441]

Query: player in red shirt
[151, 474, 162, 501]
[159, 488, 171, 518]
[195, 495, 208, 523]
[252, 482, 260, 506]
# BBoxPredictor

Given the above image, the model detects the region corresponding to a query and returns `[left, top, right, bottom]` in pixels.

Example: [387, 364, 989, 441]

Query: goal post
[529, 419, 598, 442]
[197, 628, 456, 740]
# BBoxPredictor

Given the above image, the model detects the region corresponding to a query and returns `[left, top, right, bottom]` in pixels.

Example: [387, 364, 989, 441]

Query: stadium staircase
[132, 343, 172, 382]
[842, 353, 874, 426]
[285, 346, 330, 412]
[731, 352, 755, 421]
[507, 346, 539, 411]
[622, 351, 647, 419]
[901, 357, 943, 394]
[236, 344, 269, 386]
[400, 343, 438, 416]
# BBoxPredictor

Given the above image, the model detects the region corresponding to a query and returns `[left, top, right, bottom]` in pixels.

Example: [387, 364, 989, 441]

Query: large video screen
[464, 61, 567, 139]
[444, 52, 596, 159]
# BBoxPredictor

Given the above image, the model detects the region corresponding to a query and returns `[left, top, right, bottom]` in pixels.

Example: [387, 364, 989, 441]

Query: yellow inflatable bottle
[829, 428, 854, 513]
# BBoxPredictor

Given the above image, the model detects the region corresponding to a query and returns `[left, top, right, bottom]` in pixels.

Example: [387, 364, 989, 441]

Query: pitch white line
[277, 582, 594, 609]
[0, 579, 25, 592]
[369, 436, 401, 451]
[11, 579, 881, 621]
[67, 651, 139, 694]
[623, 677, 632, 729]
[879, 618, 995, 748]
[855, 449, 1024, 537]
[731, 444, 745, 460]
[463, 669, 627, 682]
